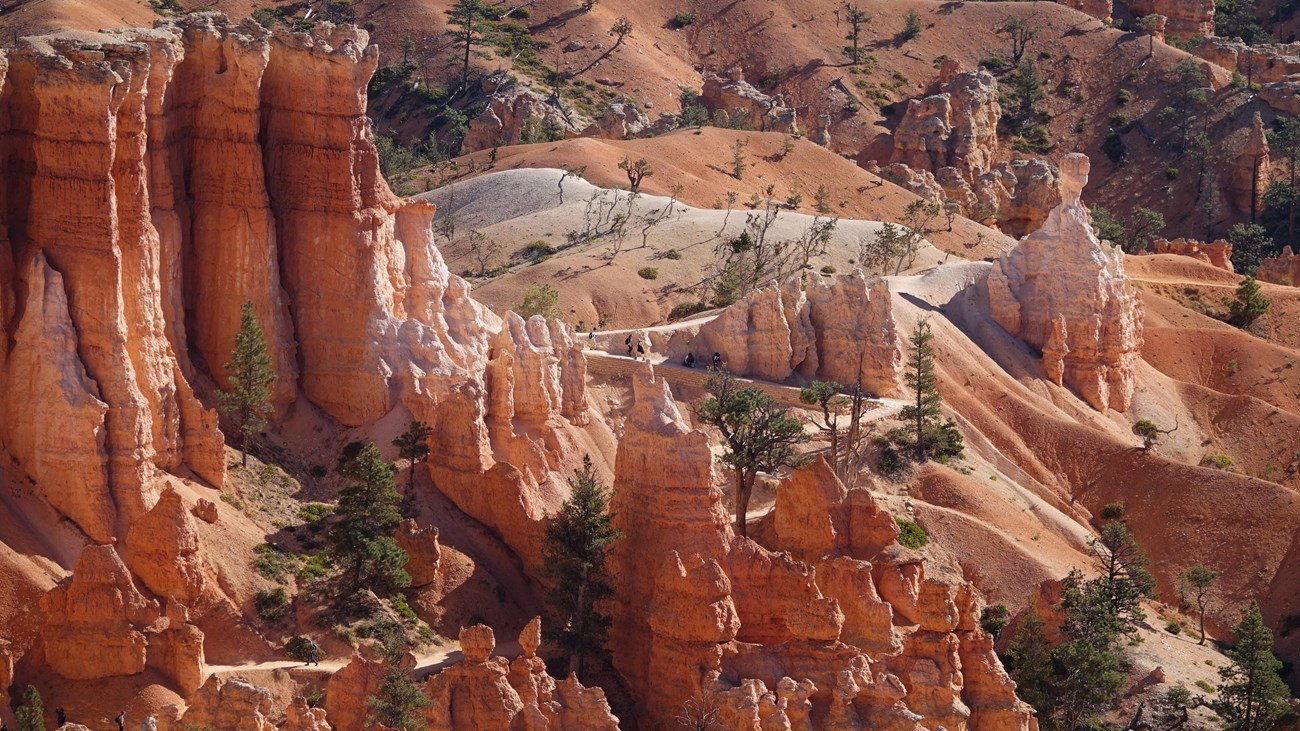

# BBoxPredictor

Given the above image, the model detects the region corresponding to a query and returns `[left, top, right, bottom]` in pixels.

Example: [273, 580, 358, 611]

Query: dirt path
[205, 640, 524, 681]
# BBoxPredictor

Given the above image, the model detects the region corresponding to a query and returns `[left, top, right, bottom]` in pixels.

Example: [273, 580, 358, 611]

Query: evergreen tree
[218, 300, 277, 468]
[446, 0, 494, 94]
[1267, 115, 1300, 245]
[1088, 521, 1157, 634]
[392, 421, 434, 494]
[1218, 602, 1290, 731]
[15, 685, 44, 731]
[1002, 606, 1054, 715]
[1180, 564, 1217, 645]
[842, 4, 872, 65]
[901, 8, 923, 40]
[1227, 224, 1276, 277]
[366, 621, 431, 730]
[1226, 276, 1271, 327]
[698, 369, 810, 537]
[540, 456, 622, 680]
[1054, 569, 1127, 731]
[894, 320, 963, 462]
[1000, 60, 1046, 137]
[329, 443, 410, 595]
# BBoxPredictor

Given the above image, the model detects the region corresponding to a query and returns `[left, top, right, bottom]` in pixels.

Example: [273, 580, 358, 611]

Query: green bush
[299, 503, 335, 523]
[1166, 167, 1180, 180]
[298, 554, 332, 582]
[979, 56, 1007, 71]
[1100, 502, 1126, 520]
[1203, 453, 1235, 470]
[251, 6, 281, 28]
[668, 11, 695, 28]
[285, 635, 316, 661]
[638, 267, 659, 280]
[981, 603, 1011, 637]
[253, 543, 299, 583]
[1108, 112, 1129, 127]
[391, 593, 419, 622]
[820, 265, 838, 274]
[1116, 89, 1132, 105]
[1195, 679, 1216, 693]
[255, 587, 291, 622]
[665, 249, 682, 260]
[668, 301, 710, 320]
[879, 445, 903, 475]
[895, 518, 929, 549]
[1103, 130, 1127, 164]
[522, 240, 556, 259]
[1166, 621, 1183, 634]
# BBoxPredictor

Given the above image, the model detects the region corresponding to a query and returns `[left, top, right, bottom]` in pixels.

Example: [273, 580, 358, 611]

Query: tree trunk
[735, 470, 751, 537]
[240, 409, 250, 468]
[1198, 599, 1206, 645]
[570, 571, 587, 679]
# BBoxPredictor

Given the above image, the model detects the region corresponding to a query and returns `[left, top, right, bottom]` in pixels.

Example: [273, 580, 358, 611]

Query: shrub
[638, 267, 659, 280]
[665, 249, 682, 260]
[390, 593, 419, 622]
[895, 518, 929, 549]
[979, 56, 1007, 70]
[668, 11, 695, 28]
[901, 9, 923, 40]
[255, 587, 291, 622]
[299, 502, 335, 523]
[516, 283, 561, 320]
[1166, 621, 1183, 635]
[1103, 130, 1127, 164]
[285, 635, 317, 661]
[981, 603, 1011, 637]
[1126, 68, 1141, 81]
[298, 554, 332, 582]
[1195, 679, 1216, 693]
[1116, 89, 1132, 105]
[1100, 502, 1126, 520]
[820, 265, 837, 274]
[1225, 276, 1271, 326]
[1108, 112, 1129, 127]
[1203, 453, 1235, 470]
[1166, 167, 1179, 180]
[253, 543, 299, 583]
[522, 240, 556, 259]
[252, 6, 280, 28]
[668, 301, 710, 320]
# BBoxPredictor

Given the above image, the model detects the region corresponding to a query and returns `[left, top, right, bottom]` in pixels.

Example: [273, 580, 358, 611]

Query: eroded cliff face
[987, 153, 1144, 412]
[0, 14, 589, 552]
[609, 365, 1035, 731]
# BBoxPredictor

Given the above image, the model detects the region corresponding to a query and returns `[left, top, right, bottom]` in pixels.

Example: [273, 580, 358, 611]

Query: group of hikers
[621, 332, 722, 370]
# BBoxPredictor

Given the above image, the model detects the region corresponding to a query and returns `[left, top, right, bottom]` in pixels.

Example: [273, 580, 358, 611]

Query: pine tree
[218, 300, 277, 469]
[540, 456, 622, 680]
[392, 421, 433, 494]
[1180, 564, 1217, 645]
[1002, 606, 1054, 715]
[1218, 602, 1290, 731]
[842, 4, 872, 65]
[698, 368, 810, 537]
[329, 443, 410, 595]
[446, 0, 493, 94]
[1225, 276, 1271, 327]
[1088, 521, 1157, 634]
[365, 621, 431, 731]
[1054, 569, 1127, 731]
[15, 685, 44, 731]
[894, 320, 963, 462]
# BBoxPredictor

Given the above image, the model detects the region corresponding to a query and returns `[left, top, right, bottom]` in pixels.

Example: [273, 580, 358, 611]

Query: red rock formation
[891, 64, 1000, 181]
[1230, 112, 1271, 217]
[282, 696, 332, 731]
[701, 72, 798, 133]
[1122, 0, 1213, 38]
[609, 365, 1034, 731]
[988, 154, 1144, 412]
[664, 272, 902, 397]
[425, 623, 620, 730]
[1259, 246, 1300, 285]
[395, 519, 442, 588]
[181, 675, 275, 731]
[1056, 0, 1114, 21]
[125, 484, 207, 604]
[1152, 238, 1235, 272]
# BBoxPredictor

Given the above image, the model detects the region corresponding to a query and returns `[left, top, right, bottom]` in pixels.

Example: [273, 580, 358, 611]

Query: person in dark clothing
[711, 352, 722, 367]
[684, 352, 695, 368]
[636, 342, 645, 360]
[625, 334, 633, 355]
[307, 639, 321, 666]
[116, 711, 126, 731]
[56, 708, 66, 726]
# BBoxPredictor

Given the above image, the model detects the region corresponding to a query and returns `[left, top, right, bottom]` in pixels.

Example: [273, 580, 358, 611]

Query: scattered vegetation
[255, 587, 291, 622]
[638, 267, 659, 280]
[901, 9, 923, 41]
[1090, 205, 1164, 254]
[981, 603, 1011, 638]
[890, 320, 963, 463]
[516, 283, 562, 320]
[895, 518, 929, 549]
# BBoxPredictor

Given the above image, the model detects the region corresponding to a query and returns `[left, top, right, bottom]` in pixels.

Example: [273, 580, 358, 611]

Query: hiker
[636, 341, 645, 360]
[588, 329, 595, 342]
[711, 352, 722, 367]
[625, 334, 633, 355]
[56, 708, 66, 726]
[307, 639, 321, 666]
[116, 711, 126, 731]
[684, 352, 695, 368]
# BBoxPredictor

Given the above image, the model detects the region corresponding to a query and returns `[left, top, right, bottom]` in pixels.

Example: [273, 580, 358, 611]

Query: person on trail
[625, 334, 633, 355]
[712, 352, 722, 367]
[56, 708, 66, 726]
[307, 639, 321, 666]
[636, 342, 645, 360]
[588, 329, 595, 342]
[684, 352, 695, 368]
[115, 711, 126, 731]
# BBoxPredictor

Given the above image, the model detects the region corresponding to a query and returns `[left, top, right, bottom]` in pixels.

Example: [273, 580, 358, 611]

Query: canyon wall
[0, 14, 589, 555]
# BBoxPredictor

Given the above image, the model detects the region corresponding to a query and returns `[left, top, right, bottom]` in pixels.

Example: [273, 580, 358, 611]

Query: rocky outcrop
[125, 484, 207, 603]
[582, 100, 650, 140]
[282, 696, 331, 731]
[324, 644, 392, 731]
[1122, 0, 1213, 38]
[1261, 81, 1300, 115]
[1230, 111, 1271, 217]
[891, 63, 1000, 180]
[181, 676, 274, 731]
[1153, 238, 1235, 271]
[664, 271, 903, 397]
[608, 365, 1034, 731]
[874, 157, 1062, 237]
[395, 518, 442, 588]
[425, 623, 620, 730]
[1259, 246, 1300, 285]
[1195, 38, 1300, 84]
[462, 77, 574, 153]
[988, 153, 1144, 411]
[1057, 0, 1113, 21]
[700, 72, 797, 133]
